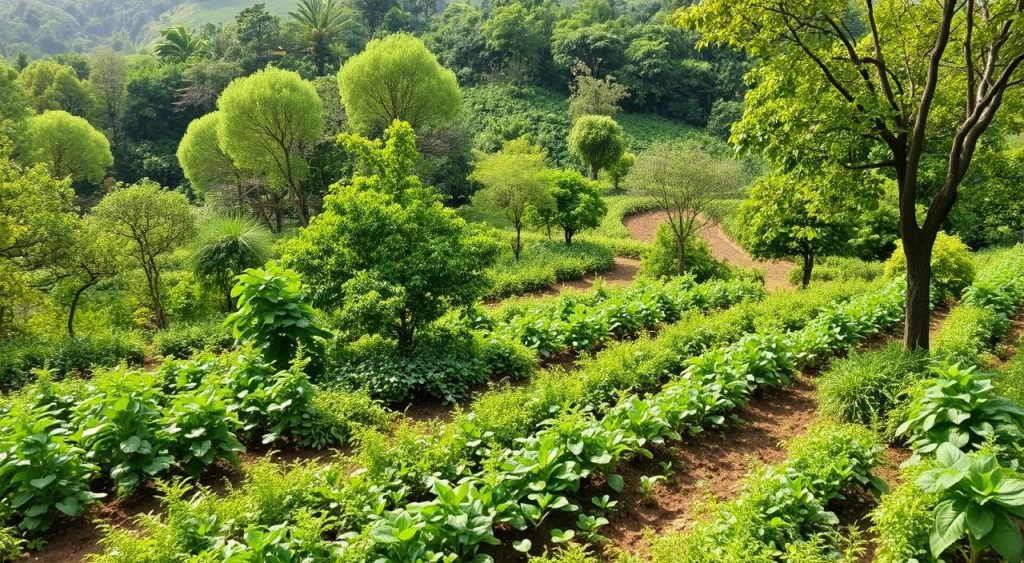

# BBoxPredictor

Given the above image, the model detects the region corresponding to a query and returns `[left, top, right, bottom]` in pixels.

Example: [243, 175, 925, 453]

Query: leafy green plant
[638, 474, 665, 503]
[224, 356, 317, 445]
[884, 232, 976, 303]
[916, 443, 1024, 561]
[225, 261, 331, 371]
[0, 406, 104, 532]
[158, 388, 245, 476]
[72, 369, 173, 495]
[896, 363, 1024, 459]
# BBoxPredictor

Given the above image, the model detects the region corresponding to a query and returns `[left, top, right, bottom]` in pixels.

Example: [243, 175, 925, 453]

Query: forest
[1, 0, 1024, 561]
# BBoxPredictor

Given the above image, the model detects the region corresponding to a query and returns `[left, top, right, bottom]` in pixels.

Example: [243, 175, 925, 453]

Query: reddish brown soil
[623, 210, 795, 291]
[601, 375, 821, 557]
[545, 256, 641, 295]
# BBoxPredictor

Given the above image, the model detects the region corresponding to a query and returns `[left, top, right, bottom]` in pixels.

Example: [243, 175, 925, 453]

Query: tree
[23, 111, 113, 183]
[154, 27, 207, 63]
[604, 151, 635, 192]
[351, 0, 398, 33]
[290, 0, 357, 76]
[193, 215, 273, 312]
[178, 112, 246, 204]
[92, 181, 196, 330]
[54, 218, 126, 337]
[682, 0, 1024, 350]
[546, 169, 607, 245]
[176, 61, 244, 113]
[285, 121, 498, 353]
[0, 58, 31, 142]
[481, 3, 550, 84]
[568, 115, 625, 180]
[551, 23, 625, 77]
[470, 137, 554, 261]
[19, 61, 92, 116]
[424, 3, 489, 83]
[235, 3, 282, 72]
[0, 152, 77, 335]
[628, 144, 744, 275]
[568, 62, 629, 120]
[89, 49, 128, 145]
[18, 60, 62, 110]
[338, 33, 461, 135]
[218, 67, 323, 227]
[739, 172, 859, 288]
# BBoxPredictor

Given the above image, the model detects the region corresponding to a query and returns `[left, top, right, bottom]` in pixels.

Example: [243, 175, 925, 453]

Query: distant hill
[0, 0, 295, 57]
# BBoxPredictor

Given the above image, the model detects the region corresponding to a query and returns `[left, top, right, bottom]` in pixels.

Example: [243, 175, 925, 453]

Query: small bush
[151, 320, 234, 359]
[932, 304, 1001, 366]
[485, 237, 615, 299]
[0, 332, 146, 389]
[787, 256, 884, 285]
[871, 462, 941, 563]
[817, 343, 929, 439]
[639, 224, 730, 282]
[998, 346, 1024, 406]
[158, 388, 245, 476]
[884, 232, 975, 302]
[296, 389, 393, 450]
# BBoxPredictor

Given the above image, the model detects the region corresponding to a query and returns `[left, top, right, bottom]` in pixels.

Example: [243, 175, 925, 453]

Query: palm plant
[154, 26, 208, 63]
[192, 215, 273, 311]
[289, 0, 358, 76]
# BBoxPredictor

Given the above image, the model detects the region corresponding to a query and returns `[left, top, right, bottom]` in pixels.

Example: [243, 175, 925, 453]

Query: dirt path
[623, 210, 796, 291]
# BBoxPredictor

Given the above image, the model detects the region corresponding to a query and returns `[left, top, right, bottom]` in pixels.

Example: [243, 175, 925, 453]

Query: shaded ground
[624, 210, 796, 291]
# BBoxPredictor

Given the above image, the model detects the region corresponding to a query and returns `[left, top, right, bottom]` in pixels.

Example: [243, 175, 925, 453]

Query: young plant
[896, 363, 1024, 459]
[639, 474, 666, 503]
[0, 406, 105, 532]
[916, 443, 1024, 562]
[158, 388, 245, 476]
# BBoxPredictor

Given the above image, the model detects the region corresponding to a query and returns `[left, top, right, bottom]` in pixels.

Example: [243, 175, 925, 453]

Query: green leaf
[988, 514, 1024, 562]
[512, 539, 532, 553]
[30, 475, 56, 489]
[930, 499, 967, 558]
[607, 473, 624, 493]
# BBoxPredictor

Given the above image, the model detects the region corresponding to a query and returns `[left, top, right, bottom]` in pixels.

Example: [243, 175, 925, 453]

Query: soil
[623, 210, 796, 291]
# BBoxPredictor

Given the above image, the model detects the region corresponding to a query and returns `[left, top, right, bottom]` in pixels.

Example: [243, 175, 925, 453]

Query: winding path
[624, 210, 796, 291]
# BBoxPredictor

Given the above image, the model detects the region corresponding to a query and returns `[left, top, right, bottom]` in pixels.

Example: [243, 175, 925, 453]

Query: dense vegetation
[2, 0, 1024, 561]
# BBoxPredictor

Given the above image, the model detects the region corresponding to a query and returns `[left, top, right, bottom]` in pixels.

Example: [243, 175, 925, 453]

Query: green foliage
[287, 121, 498, 351]
[817, 343, 929, 440]
[639, 223, 729, 283]
[176, 111, 242, 198]
[154, 26, 207, 63]
[916, 443, 1024, 561]
[0, 404, 104, 532]
[484, 237, 614, 300]
[297, 389, 393, 450]
[22, 110, 112, 183]
[568, 115, 625, 179]
[337, 32, 461, 134]
[151, 319, 234, 360]
[0, 332, 146, 390]
[787, 256, 884, 286]
[544, 169, 607, 245]
[884, 232, 976, 303]
[932, 304, 1001, 367]
[897, 363, 1024, 460]
[871, 462, 941, 563]
[225, 261, 330, 371]
[593, 195, 659, 239]
[192, 214, 273, 311]
[568, 63, 629, 121]
[72, 369, 173, 495]
[1000, 346, 1024, 408]
[158, 388, 244, 477]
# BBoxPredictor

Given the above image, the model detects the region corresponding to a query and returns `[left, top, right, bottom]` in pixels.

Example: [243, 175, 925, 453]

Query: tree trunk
[800, 247, 814, 289]
[67, 283, 92, 338]
[590, 164, 599, 180]
[677, 236, 687, 276]
[902, 233, 934, 351]
[513, 223, 523, 261]
[564, 227, 574, 246]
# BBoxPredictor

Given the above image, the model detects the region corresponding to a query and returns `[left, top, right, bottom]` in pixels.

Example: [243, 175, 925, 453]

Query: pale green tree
[23, 110, 113, 183]
[92, 182, 196, 329]
[338, 33, 461, 135]
[568, 115, 625, 180]
[218, 67, 323, 226]
[470, 137, 553, 261]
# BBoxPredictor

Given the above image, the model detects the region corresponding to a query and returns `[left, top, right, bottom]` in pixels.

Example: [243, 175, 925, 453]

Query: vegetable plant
[158, 388, 245, 476]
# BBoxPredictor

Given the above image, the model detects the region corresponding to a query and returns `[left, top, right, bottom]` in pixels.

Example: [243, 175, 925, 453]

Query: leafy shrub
[931, 304, 1001, 366]
[884, 232, 975, 302]
[639, 224, 730, 282]
[158, 388, 244, 476]
[999, 347, 1024, 407]
[593, 195, 659, 239]
[484, 237, 615, 299]
[225, 261, 331, 371]
[0, 405, 104, 532]
[296, 389, 393, 450]
[0, 332, 146, 389]
[72, 369, 173, 495]
[222, 357, 318, 445]
[787, 256, 884, 285]
[817, 343, 929, 438]
[896, 362, 1024, 459]
[871, 462, 941, 563]
[151, 320, 234, 359]
[915, 443, 1024, 562]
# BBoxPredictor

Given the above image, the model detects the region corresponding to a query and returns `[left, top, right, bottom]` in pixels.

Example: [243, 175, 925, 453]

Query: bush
[884, 232, 975, 302]
[157, 388, 244, 476]
[296, 389, 393, 450]
[817, 343, 929, 439]
[787, 256, 884, 285]
[932, 304, 1001, 366]
[484, 237, 615, 299]
[0, 332, 146, 389]
[151, 320, 234, 359]
[639, 224, 730, 282]
[871, 462, 941, 563]
[999, 347, 1024, 406]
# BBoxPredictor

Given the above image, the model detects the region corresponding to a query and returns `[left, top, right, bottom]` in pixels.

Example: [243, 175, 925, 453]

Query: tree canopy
[568, 115, 625, 180]
[338, 33, 461, 135]
[23, 110, 113, 183]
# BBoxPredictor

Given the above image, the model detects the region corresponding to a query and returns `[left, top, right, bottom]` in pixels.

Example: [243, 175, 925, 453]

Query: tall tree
[568, 62, 629, 120]
[235, 3, 282, 72]
[470, 137, 554, 261]
[682, 0, 1024, 350]
[628, 144, 744, 275]
[218, 67, 324, 227]
[568, 115, 625, 180]
[0, 57, 31, 142]
[154, 27, 208, 63]
[89, 49, 128, 145]
[23, 110, 113, 183]
[290, 0, 357, 76]
[338, 33, 462, 135]
[92, 181, 195, 330]
[546, 169, 607, 245]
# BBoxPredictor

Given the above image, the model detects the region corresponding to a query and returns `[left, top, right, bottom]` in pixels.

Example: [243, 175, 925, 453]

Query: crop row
[92, 280, 903, 560]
